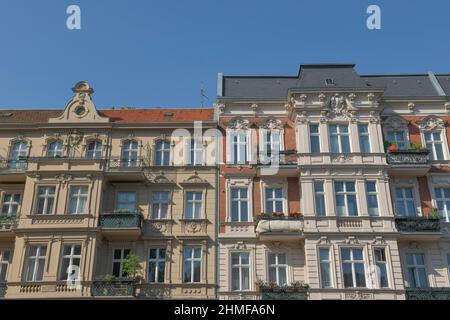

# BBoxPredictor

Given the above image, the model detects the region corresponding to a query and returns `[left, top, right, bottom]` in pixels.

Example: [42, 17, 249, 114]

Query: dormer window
[325, 78, 335, 86]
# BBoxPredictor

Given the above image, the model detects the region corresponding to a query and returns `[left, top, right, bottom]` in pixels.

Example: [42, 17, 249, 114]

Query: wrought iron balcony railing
[0, 215, 17, 231]
[91, 280, 136, 297]
[406, 288, 450, 300]
[99, 212, 142, 228]
[0, 160, 28, 172]
[394, 216, 441, 233]
[386, 150, 430, 166]
[106, 157, 145, 170]
[259, 283, 309, 300]
[0, 281, 6, 298]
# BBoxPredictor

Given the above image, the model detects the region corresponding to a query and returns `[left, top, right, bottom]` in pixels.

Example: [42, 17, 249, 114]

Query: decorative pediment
[260, 118, 284, 130]
[383, 116, 409, 131]
[180, 175, 210, 187]
[48, 81, 110, 123]
[416, 115, 447, 131]
[144, 171, 176, 186]
[227, 117, 250, 130]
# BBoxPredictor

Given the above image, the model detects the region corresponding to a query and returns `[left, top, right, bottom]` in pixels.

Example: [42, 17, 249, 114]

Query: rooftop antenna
[200, 83, 209, 108]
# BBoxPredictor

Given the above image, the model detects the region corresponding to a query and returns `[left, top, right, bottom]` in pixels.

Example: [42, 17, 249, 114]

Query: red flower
[388, 145, 398, 151]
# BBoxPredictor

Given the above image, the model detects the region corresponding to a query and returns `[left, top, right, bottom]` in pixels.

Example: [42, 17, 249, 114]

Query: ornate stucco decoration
[317, 236, 330, 244]
[215, 103, 226, 114]
[345, 291, 373, 300]
[55, 174, 73, 185]
[292, 94, 308, 105]
[233, 241, 247, 250]
[445, 102, 450, 112]
[383, 116, 409, 131]
[179, 175, 210, 187]
[407, 102, 415, 112]
[250, 104, 258, 113]
[321, 93, 356, 120]
[332, 154, 353, 163]
[343, 236, 359, 244]
[416, 115, 447, 131]
[260, 118, 284, 130]
[227, 118, 250, 130]
[144, 172, 176, 186]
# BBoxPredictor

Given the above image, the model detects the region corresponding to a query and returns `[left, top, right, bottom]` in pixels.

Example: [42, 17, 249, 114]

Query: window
[48, 141, 63, 158]
[68, 186, 88, 214]
[185, 191, 202, 219]
[36, 186, 56, 215]
[155, 141, 170, 166]
[230, 132, 248, 164]
[435, 187, 450, 222]
[10, 141, 27, 168]
[387, 130, 408, 150]
[358, 124, 371, 153]
[59, 245, 81, 281]
[366, 181, 379, 216]
[122, 141, 138, 167]
[314, 181, 326, 217]
[25, 246, 47, 282]
[1, 193, 21, 216]
[86, 141, 102, 159]
[335, 182, 358, 216]
[151, 192, 170, 219]
[424, 132, 444, 160]
[183, 247, 201, 283]
[261, 129, 281, 159]
[188, 139, 203, 165]
[395, 187, 416, 216]
[112, 249, 131, 278]
[231, 252, 250, 291]
[230, 188, 248, 222]
[374, 248, 389, 288]
[329, 124, 350, 153]
[117, 192, 136, 212]
[310, 125, 320, 153]
[265, 188, 284, 213]
[447, 254, 450, 281]
[148, 248, 166, 283]
[341, 248, 366, 288]
[319, 248, 332, 288]
[0, 250, 10, 281]
[406, 253, 428, 288]
[268, 253, 287, 286]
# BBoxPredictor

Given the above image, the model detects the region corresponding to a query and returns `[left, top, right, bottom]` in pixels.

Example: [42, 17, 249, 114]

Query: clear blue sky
[1, 0, 449, 110]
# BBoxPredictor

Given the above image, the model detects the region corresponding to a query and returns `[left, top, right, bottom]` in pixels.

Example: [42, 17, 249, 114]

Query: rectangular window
[189, 140, 203, 166]
[435, 187, 450, 222]
[36, 186, 56, 215]
[329, 124, 350, 153]
[406, 253, 428, 288]
[231, 252, 250, 291]
[387, 130, 407, 150]
[183, 247, 201, 283]
[151, 192, 170, 219]
[230, 188, 248, 222]
[117, 192, 136, 212]
[230, 132, 248, 164]
[1, 193, 21, 216]
[424, 132, 444, 160]
[185, 191, 202, 219]
[0, 250, 10, 281]
[268, 253, 288, 286]
[25, 246, 47, 282]
[262, 129, 281, 160]
[112, 248, 131, 278]
[395, 187, 416, 216]
[265, 188, 284, 213]
[59, 245, 81, 281]
[319, 248, 332, 288]
[366, 181, 379, 216]
[374, 248, 389, 288]
[335, 182, 358, 216]
[358, 124, 371, 153]
[68, 186, 88, 214]
[148, 248, 166, 283]
[155, 141, 170, 166]
[314, 181, 326, 217]
[341, 248, 366, 288]
[310, 124, 321, 153]
[87, 141, 102, 159]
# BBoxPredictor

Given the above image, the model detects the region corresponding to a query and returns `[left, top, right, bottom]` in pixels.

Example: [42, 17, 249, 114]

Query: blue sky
[0, 0, 449, 110]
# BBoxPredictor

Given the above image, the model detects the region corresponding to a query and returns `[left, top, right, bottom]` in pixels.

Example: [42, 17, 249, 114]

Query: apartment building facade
[0, 81, 217, 299]
[216, 64, 450, 300]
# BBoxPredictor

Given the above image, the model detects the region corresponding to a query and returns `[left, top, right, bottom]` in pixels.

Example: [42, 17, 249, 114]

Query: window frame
[67, 185, 89, 215]
[116, 191, 137, 213]
[366, 181, 379, 216]
[184, 191, 203, 219]
[267, 252, 288, 286]
[59, 244, 82, 281]
[121, 140, 139, 167]
[422, 130, 446, 161]
[263, 185, 287, 214]
[229, 187, 249, 222]
[230, 251, 251, 291]
[1, 192, 21, 216]
[329, 124, 351, 153]
[334, 181, 359, 216]
[372, 247, 390, 289]
[393, 185, 418, 217]
[358, 124, 371, 153]
[86, 140, 103, 159]
[155, 140, 171, 166]
[148, 247, 166, 283]
[24, 245, 47, 282]
[112, 248, 131, 278]
[405, 252, 429, 288]
[309, 124, 321, 153]
[434, 186, 450, 222]
[340, 247, 367, 288]
[150, 191, 171, 219]
[34, 185, 57, 215]
[0, 249, 10, 281]
[183, 247, 202, 283]
[318, 246, 334, 288]
[314, 181, 326, 217]
[48, 140, 64, 158]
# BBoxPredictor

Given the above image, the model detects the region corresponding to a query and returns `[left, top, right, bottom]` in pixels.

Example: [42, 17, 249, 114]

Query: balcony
[406, 288, 450, 300]
[0, 281, 6, 298]
[258, 282, 309, 300]
[0, 160, 27, 182]
[257, 150, 299, 176]
[99, 211, 142, 240]
[0, 215, 17, 238]
[255, 213, 304, 241]
[386, 150, 430, 176]
[91, 280, 136, 298]
[395, 216, 441, 236]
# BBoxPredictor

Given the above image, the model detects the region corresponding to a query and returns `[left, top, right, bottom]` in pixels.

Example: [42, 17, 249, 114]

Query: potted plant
[429, 208, 441, 219]
[122, 252, 143, 282]
[271, 212, 284, 219]
[288, 212, 302, 219]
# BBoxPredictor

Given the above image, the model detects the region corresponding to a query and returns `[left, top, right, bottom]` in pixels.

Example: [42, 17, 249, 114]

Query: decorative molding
[260, 118, 284, 130]
[232, 241, 247, 250]
[227, 118, 250, 130]
[416, 115, 447, 131]
[383, 116, 409, 131]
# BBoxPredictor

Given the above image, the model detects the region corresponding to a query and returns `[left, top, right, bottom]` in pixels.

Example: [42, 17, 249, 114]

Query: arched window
[121, 141, 138, 167]
[48, 141, 63, 158]
[155, 141, 170, 166]
[86, 141, 103, 159]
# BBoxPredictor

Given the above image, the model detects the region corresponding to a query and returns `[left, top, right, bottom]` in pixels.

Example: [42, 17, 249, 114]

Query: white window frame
[314, 181, 326, 217]
[334, 181, 358, 216]
[185, 191, 203, 219]
[112, 248, 131, 278]
[150, 191, 170, 219]
[25, 245, 47, 282]
[340, 247, 367, 288]
[309, 124, 321, 153]
[121, 140, 139, 167]
[422, 130, 447, 161]
[394, 185, 418, 217]
[35, 186, 56, 215]
[86, 140, 103, 159]
[187, 139, 203, 166]
[229, 130, 249, 164]
[386, 129, 409, 150]
[434, 186, 450, 222]
[405, 252, 428, 288]
[1, 193, 21, 216]
[116, 191, 137, 212]
[0, 249, 10, 281]
[183, 247, 202, 283]
[267, 252, 288, 286]
[48, 141, 63, 158]
[10, 141, 28, 160]
[373, 247, 390, 289]
[155, 140, 170, 166]
[329, 124, 351, 153]
[67, 186, 89, 215]
[358, 124, 371, 153]
[264, 186, 286, 214]
[59, 244, 81, 281]
[231, 251, 250, 291]
[318, 247, 334, 288]
[366, 181, 379, 216]
[229, 187, 249, 222]
[148, 248, 166, 283]
[226, 179, 253, 223]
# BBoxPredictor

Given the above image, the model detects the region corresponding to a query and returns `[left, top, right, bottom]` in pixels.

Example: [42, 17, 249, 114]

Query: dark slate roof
[221, 64, 450, 98]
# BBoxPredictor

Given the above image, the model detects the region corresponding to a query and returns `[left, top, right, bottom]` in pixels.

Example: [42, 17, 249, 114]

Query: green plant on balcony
[429, 208, 441, 219]
[384, 141, 398, 152]
[254, 212, 303, 222]
[256, 280, 309, 293]
[122, 252, 143, 281]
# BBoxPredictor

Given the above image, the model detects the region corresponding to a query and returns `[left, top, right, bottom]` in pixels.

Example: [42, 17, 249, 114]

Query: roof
[0, 108, 215, 124]
[220, 64, 450, 98]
